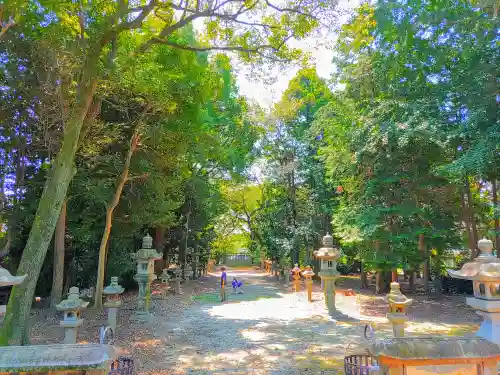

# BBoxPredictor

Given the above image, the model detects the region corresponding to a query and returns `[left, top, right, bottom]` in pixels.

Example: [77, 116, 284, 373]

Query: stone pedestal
[386, 313, 408, 337]
[292, 264, 301, 292]
[170, 278, 181, 295]
[302, 266, 315, 303]
[467, 298, 500, 344]
[320, 271, 339, 315]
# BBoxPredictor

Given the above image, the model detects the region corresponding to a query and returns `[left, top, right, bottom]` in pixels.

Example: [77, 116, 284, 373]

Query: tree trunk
[419, 234, 429, 294]
[0, 72, 98, 346]
[360, 261, 368, 289]
[391, 270, 398, 283]
[94, 130, 139, 308]
[465, 178, 479, 256]
[460, 190, 475, 256]
[375, 272, 382, 294]
[409, 271, 416, 293]
[154, 226, 165, 273]
[492, 179, 499, 256]
[50, 199, 67, 309]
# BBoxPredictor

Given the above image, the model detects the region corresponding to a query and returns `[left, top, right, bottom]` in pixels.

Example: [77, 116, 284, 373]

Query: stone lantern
[302, 265, 315, 302]
[292, 264, 301, 292]
[56, 286, 89, 344]
[130, 233, 162, 322]
[0, 267, 27, 315]
[448, 238, 500, 344]
[103, 276, 124, 333]
[384, 282, 412, 337]
[313, 233, 341, 316]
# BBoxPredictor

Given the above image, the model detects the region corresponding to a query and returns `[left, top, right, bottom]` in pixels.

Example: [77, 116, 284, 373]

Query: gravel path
[29, 269, 478, 375]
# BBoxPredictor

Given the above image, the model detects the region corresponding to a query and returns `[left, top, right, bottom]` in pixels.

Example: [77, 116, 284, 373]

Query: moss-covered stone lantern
[448, 238, 500, 344]
[56, 286, 89, 344]
[130, 233, 162, 322]
[302, 265, 315, 302]
[313, 233, 341, 316]
[292, 264, 301, 292]
[103, 276, 124, 333]
[384, 282, 412, 337]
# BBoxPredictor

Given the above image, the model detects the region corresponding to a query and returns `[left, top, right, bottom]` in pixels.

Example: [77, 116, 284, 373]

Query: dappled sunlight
[134, 339, 162, 348]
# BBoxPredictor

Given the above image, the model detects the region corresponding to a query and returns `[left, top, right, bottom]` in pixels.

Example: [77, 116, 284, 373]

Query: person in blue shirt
[232, 277, 243, 294]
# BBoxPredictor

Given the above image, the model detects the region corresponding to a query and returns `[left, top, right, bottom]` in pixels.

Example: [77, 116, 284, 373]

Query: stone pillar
[56, 287, 89, 344]
[302, 266, 315, 302]
[131, 234, 162, 322]
[313, 233, 341, 316]
[103, 276, 124, 333]
[385, 282, 412, 337]
[292, 264, 301, 292]
[170, 267, 182, 295]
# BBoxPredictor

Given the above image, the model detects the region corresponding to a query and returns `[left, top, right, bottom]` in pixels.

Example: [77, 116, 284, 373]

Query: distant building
[222, 248, 253, 267]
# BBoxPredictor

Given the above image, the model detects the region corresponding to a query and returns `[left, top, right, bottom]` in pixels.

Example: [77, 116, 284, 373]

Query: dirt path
[29, 268, 478, 374]
[126, 268, 477, 375]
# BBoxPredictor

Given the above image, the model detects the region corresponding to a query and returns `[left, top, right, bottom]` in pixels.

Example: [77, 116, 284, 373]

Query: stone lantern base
[60, 319, 84, 344]
[386, 313, 408, 337]
[467, 297, 500, 344]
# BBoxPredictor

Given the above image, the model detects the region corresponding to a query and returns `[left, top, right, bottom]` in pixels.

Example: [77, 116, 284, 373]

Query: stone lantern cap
[448, 238, 500, 281]
[313, 233, 341, 260]
[385, 282, 412, 307]
[302, 265, 315, 278]
[103, 277, 124, 296]
[56, 287, 89, 312]
[0, 267, 27, 287]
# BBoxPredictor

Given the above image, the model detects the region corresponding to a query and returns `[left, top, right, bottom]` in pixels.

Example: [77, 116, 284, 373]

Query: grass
[191, 293, 220, 303]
